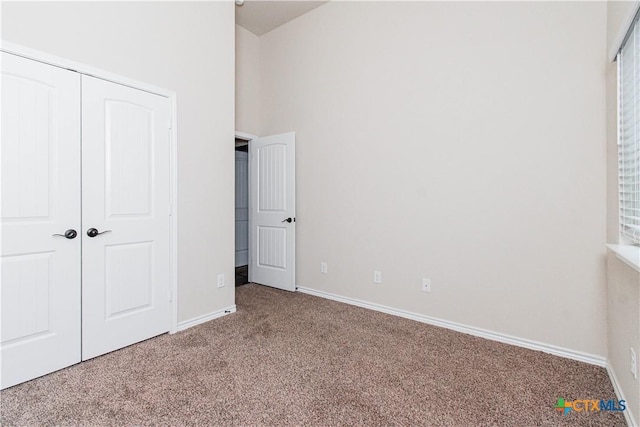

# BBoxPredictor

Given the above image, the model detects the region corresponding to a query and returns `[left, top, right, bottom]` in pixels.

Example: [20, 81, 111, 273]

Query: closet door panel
[0, 52, 81, 389]
[81, 75, 171, 360]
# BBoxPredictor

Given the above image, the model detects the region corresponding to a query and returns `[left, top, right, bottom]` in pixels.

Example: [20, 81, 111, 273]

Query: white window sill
[607, 244, 640, 273]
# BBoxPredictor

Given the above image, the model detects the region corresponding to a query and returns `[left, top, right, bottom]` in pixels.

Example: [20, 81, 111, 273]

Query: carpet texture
[0, 284, 626, 426]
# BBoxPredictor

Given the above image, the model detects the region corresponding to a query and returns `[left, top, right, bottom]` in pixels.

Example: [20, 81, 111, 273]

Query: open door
[249, 132, 296, 291]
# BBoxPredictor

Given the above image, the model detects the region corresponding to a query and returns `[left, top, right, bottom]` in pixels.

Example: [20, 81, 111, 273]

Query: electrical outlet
[217, 273, 225, 288]
[373, 270, 382, 284]
[321, 262, 328, 274]
[631, 348, 637, 379]
[422, 278, 431, 292]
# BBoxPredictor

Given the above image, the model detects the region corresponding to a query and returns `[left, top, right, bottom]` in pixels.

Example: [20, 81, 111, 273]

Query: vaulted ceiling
[236, 1, 328, 36]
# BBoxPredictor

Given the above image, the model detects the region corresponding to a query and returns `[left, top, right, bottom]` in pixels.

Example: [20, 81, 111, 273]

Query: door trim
[235, 131, 258, 142]
[2, 41, 180, 333]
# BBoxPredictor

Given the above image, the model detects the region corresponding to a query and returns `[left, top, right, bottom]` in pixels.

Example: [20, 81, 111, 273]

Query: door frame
[1, 41, 180, 333]
[235, 131, 258, 283]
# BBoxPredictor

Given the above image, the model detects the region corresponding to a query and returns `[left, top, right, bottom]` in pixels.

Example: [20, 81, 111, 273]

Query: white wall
[258, 1, 608, 356]
[606, 253, 639, 423]
[1, 2, 236, 323]
[236, 25, 261, 135]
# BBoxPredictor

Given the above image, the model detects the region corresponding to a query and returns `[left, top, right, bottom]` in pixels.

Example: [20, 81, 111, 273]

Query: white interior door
[81, 75, 171, 360]
[235, 151, 249, 267]
[249, 132, 296, 291]
[1, 52, 81, 388]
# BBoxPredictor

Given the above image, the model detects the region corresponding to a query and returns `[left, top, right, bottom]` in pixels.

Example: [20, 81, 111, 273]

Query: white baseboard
[607, 361, 638, 427]
[175, 305, 237, 332]
[296, 286, 606, 367]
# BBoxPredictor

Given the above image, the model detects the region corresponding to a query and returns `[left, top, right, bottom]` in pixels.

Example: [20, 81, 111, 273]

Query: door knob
[52, 229, 77, 239]
[87, 228, 112, 238]
[282, 217, 293, 223]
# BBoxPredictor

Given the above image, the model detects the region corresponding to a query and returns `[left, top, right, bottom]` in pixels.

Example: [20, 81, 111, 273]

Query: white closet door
[1, 52, 81, 389]
[81, 75, 171, 360]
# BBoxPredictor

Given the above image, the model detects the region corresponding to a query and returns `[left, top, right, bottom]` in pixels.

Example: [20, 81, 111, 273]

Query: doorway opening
[235, 136, 250, 286]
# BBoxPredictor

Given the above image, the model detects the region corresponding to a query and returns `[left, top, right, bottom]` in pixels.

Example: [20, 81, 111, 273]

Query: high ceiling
[236, 1, 329, 36]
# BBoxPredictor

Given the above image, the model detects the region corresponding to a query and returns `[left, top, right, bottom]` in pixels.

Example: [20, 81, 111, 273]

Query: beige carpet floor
[0, 284, 626, 426]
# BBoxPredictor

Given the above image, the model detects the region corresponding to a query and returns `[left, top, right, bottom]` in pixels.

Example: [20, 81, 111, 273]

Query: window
[618, 20, 640, 246]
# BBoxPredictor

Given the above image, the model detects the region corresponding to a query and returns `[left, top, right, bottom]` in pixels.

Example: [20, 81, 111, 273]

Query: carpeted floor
[0, 284, 626, 426]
